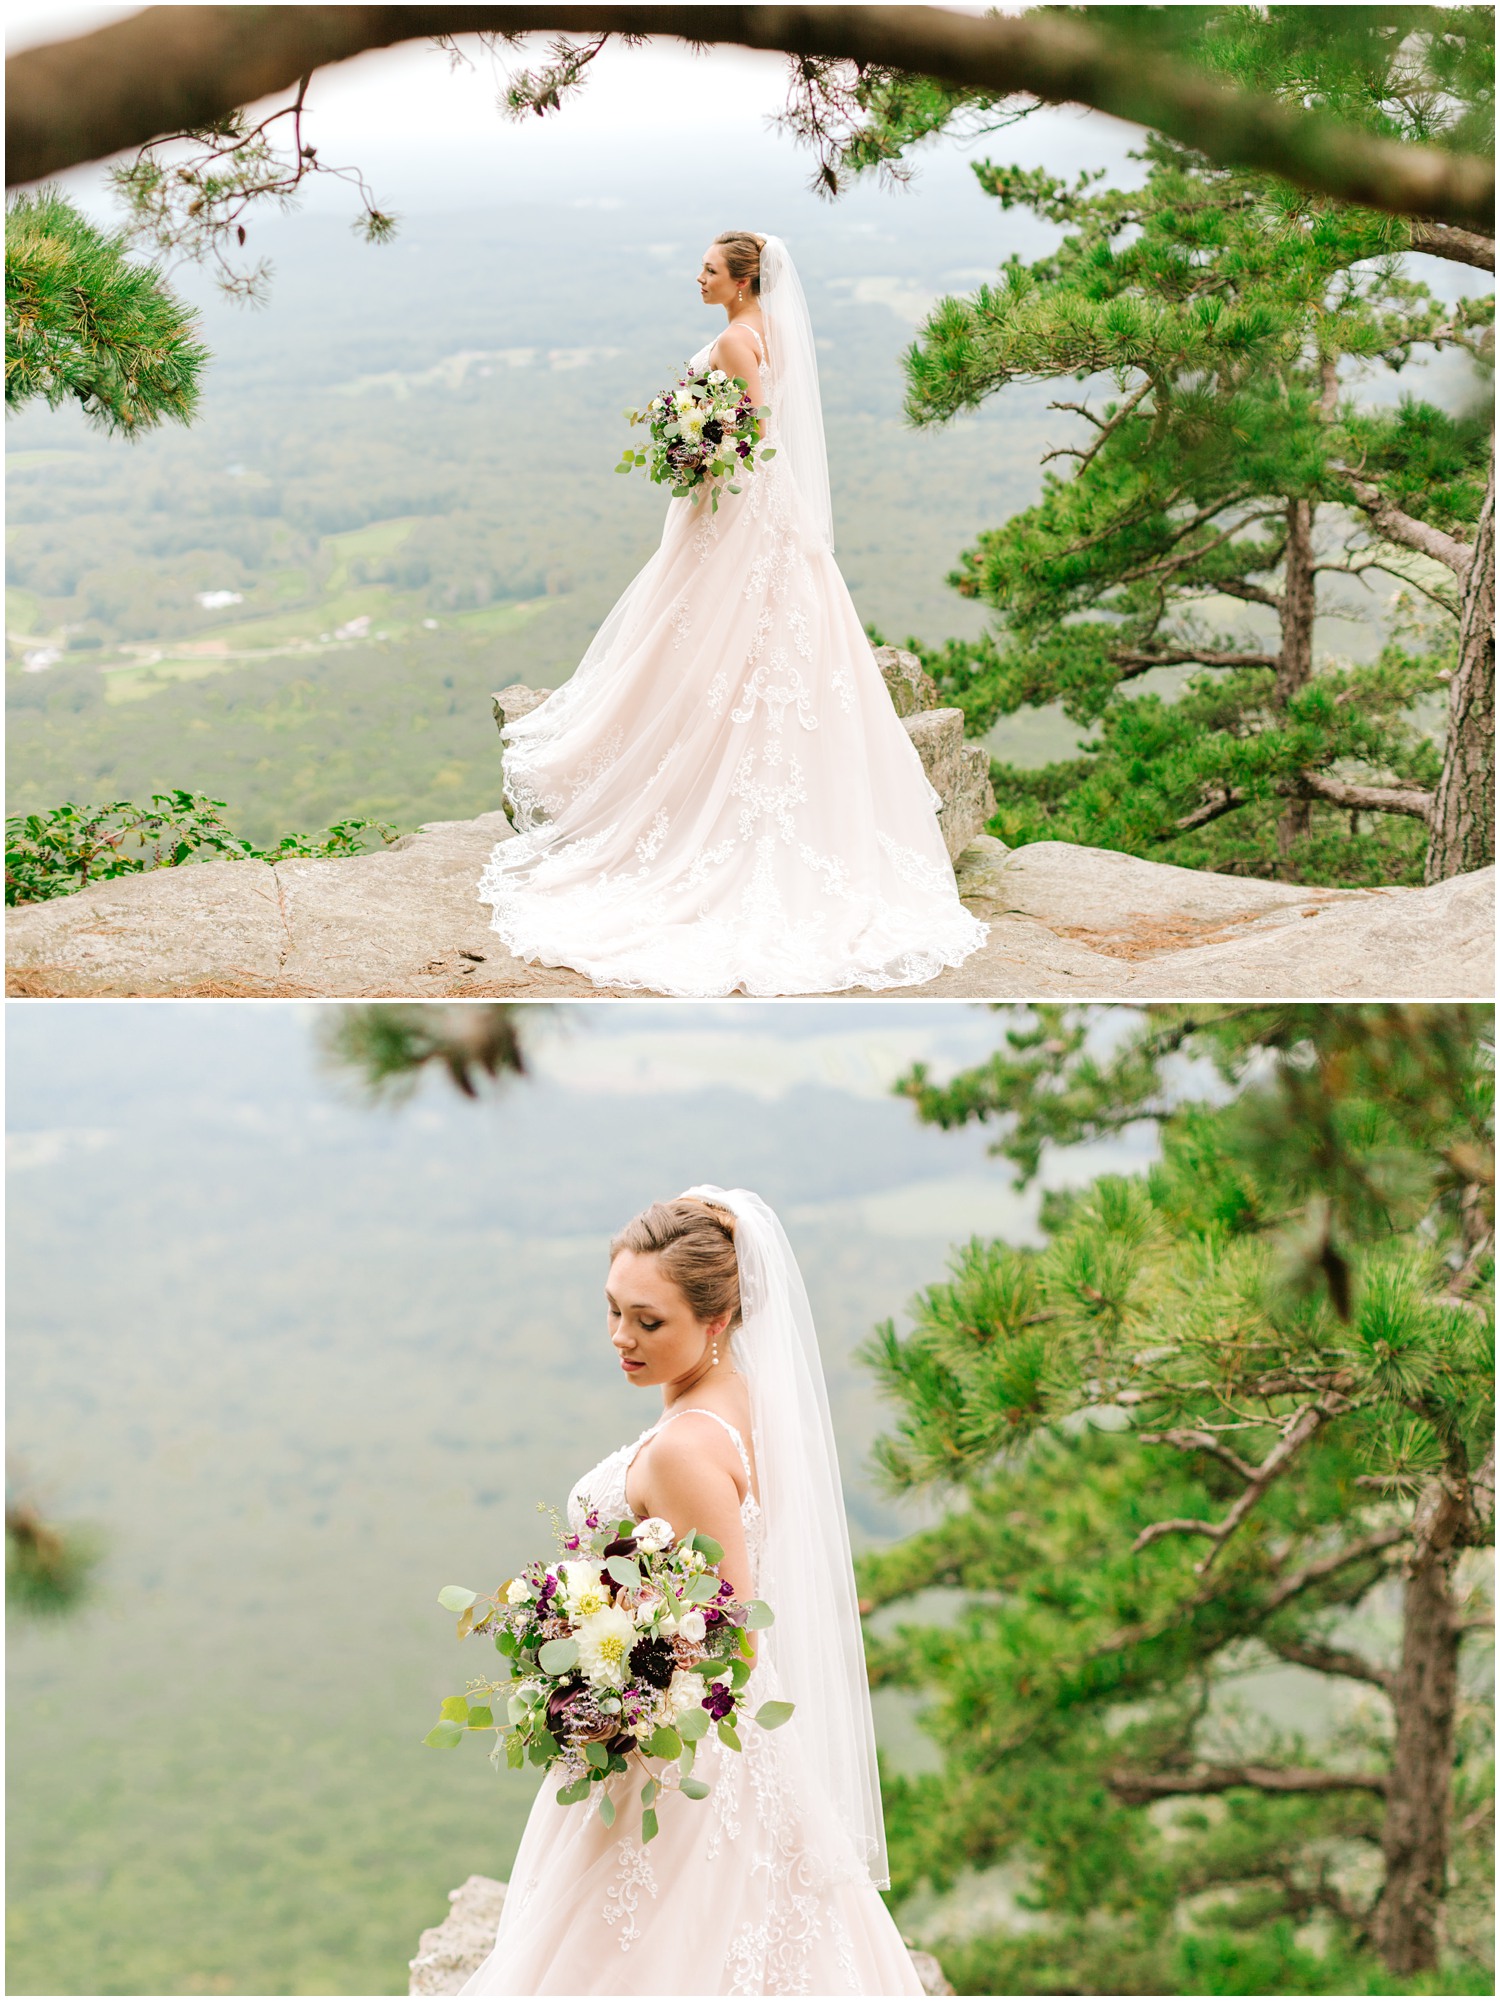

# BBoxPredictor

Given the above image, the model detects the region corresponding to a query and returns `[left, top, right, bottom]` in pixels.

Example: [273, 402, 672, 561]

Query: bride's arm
[634, 1417, 753, 1603]
[710, 326, 764, 431]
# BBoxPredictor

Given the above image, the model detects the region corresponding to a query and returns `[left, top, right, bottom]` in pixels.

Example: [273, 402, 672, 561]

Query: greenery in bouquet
[616, 365, 774, 512]
[426, 1506, 793, 1840]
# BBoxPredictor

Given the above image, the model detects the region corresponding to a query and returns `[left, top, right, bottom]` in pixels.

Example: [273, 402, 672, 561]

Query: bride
[458, 1189, 926, 1995]
[477, 231, 988, 997]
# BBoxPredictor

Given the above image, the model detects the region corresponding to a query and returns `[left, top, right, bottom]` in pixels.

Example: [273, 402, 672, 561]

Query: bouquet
[616, 365, 774, 512]
[424, 1505, 793, 1841]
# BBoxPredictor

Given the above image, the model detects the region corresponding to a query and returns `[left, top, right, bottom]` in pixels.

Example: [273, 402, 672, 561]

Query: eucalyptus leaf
[465, 1705, 493, 1730]
[685, 1574, 718, 1605]
[598, 1793, 616, 1828]
[585, 1742, 610, 1771]
[680, 1775, 711, 1800]
[423, 1720, 463, 1749]
[605, 1555, 641, 1591]
[647, 1725, 681, 1760]
[744, 1600, 775, 1629]
[753, 1700, 795, 1730]
[556, 1776, 591, 1806]
[438, 1585, 477, 1614]
[717, 1721, 742, 1752]
[641, 1807, 659, 1844]
[506, 1737, 525, 1770]
[641, 1778, 658, 1807]
[439, 1696, 469, 1724]
[538, 1637, 579, 1674]
[678, 1743, 696, 1777]
[677, 1708, 709, 1742]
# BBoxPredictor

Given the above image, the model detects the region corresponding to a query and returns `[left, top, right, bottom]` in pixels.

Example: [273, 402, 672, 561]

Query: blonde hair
[713, 231, 766, 296]
[610, 1196, 741, 1330]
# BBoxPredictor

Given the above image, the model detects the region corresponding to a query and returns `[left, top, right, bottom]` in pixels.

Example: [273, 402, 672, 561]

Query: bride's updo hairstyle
[713, 231, 767, 296]
[610, 1196, 742, 1333]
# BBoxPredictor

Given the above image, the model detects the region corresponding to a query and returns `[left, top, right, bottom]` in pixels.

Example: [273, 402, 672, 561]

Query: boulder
[872, 644, 941, 717]
[408, 1875, 953, 1995]
[905, 707, 997, 864]
[10, 825, 1491, 998]
[410, 1875, 506, 1996]
[491, 683, 552, 730]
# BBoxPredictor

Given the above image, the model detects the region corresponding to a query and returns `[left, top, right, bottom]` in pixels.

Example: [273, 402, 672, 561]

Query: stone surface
[10, 820, 1492, 1002]
[410, 1875, 506, 1996]
[906, 707, 998, 864]
[408, 1874, 953, 1995]
[491, 683, 552, 730]
[873, 644, 941, 717]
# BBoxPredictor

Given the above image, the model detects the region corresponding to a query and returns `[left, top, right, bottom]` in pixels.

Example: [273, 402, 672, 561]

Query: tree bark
[1275, 498, 1317, 868]
[1371, 1492, 1464, 1973]
[4, 6, 1495, 228]
[1424, 440, 1495, 883]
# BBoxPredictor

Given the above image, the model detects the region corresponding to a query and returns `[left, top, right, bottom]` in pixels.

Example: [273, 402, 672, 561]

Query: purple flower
[536, 1572, 558, 1613]
[564, 1535, 581, 1551]
[716, 1579, 735, 1600]
[702, 1682, 736, 1721]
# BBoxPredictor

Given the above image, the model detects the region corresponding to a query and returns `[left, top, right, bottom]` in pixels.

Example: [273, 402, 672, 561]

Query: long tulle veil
[758, 236, 835, 553]
[681, 1184, 889, 1889]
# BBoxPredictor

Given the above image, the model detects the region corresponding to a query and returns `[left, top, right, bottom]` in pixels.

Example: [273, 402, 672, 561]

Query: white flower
[561, 1561, 609, 1619]
[678, 1608, 707, 1644]
[633, 1591, 663, 1627]
[634, 1517, 675, 1553]
[666, 1669, 703, 1720]
[505, 1577, 533, 1606]
[575, 1605, 639, 1688]
[709, 368, 727, 383]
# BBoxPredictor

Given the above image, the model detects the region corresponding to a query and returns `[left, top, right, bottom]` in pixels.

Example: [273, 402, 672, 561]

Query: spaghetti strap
[715, 321, 765, 359]
[651, 1405, 754, 1487]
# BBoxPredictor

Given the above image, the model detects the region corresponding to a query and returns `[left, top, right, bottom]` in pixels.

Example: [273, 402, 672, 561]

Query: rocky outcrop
[490, 645, 995, 865]
[8, 821, 1492, 998]
[408, 1874, 954, 1996]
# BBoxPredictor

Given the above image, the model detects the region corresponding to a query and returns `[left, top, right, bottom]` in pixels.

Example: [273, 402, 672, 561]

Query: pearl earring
[711, 1332, 721, 1366]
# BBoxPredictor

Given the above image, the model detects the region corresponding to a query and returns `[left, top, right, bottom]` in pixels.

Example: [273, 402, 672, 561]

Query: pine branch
[1409, 220, 1496, 272]
[1338, 471, 1476, 578]
[1136, 1427, 1261, 1481]
[1041, 377, 1155, 472]
[1173, 788, 1249, 833]
[1261, 1632, 1396, 1693]
[1134, 1400, 1352, 1573]
[1107, 1760, 1388, 1804]
[1116, 648, 1282, 679]
[1216, 577, 1285, 611]
[1286, 771, 1433, 822]
[7, 6, 1495, 229]
[1262, 1524, 1409, 1613]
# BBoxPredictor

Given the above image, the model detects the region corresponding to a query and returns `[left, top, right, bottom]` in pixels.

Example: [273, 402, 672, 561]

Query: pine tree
[5, 185, 208, 436]
[805, 8, 1495, 886]
[862, 1006, 1493, 1991]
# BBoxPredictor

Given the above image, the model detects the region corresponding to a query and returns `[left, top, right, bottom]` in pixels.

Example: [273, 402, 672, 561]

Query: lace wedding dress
[477, 237, 988, 997]
[458, 1186, 927, 1996]
[458, 1406, 924, 1996]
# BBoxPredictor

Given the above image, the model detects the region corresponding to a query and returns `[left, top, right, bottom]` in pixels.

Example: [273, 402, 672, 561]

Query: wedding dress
[458, 1188, 926, 1997]
[477, 236, 988, 997]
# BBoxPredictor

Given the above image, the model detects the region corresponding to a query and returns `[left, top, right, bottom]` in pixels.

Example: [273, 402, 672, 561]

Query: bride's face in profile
[606, 1248, 724, 1389]
[697, 245, 738, 311]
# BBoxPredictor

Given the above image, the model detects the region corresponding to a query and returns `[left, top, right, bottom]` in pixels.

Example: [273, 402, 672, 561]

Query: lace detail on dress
[602, 1833, 659, 1952]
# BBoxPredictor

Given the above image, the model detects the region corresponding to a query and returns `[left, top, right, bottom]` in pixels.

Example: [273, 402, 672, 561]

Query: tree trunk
[1424, 439, 1495, 883]
[1275, 498, 1317, 868]
[1372, 1504, 1462, 1973]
